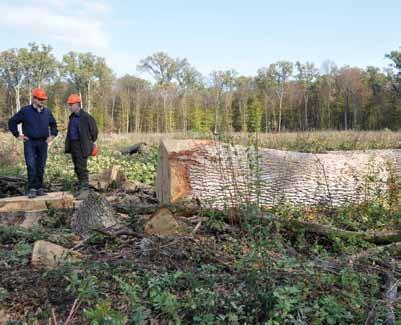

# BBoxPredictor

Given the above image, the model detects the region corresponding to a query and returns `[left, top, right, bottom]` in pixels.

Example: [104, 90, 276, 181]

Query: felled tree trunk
[120, 143, 145, 155]
[156, 140, 401, 209]
[71, 192, 119, 236]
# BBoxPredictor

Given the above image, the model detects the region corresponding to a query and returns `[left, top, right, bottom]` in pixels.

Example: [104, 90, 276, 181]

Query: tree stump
[156, 139, 401, 209]
[71, 192, 119, 236]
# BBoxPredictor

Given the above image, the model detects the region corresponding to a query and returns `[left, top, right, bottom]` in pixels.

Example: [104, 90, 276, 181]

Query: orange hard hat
[67, 94, 81, 104]
[32, 88, 48, 100]
[91, 144, 99, 157]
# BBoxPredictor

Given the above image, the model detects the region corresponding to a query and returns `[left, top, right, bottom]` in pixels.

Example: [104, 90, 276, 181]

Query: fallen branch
[384, 266, 398, 325]
[347, 243, 401, 263]
[191, 221, 202, 237]
[94, 227, 144, 239]
[286, 219, 401, 245]
[64, 298, 81, 325]
[51, 307, 58, 325]
[114, 203, 200, 217]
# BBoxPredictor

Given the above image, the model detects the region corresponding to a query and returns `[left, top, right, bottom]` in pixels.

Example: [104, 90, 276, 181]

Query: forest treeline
[0, 43, 400, 133]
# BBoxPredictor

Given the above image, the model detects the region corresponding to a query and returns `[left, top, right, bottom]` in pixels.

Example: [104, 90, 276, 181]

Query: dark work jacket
[8, 105, 58, 139]
[65, 109, 98, 158]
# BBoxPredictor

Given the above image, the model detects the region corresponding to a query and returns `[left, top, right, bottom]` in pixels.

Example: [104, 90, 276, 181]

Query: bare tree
[272, 61, 293, 132]
[296, 61, 318, 130]
[0, 49, 25, 114]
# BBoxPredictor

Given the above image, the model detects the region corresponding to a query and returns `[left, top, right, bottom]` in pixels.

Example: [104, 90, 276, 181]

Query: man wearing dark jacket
[8, 88, 58, 198]
[65, 94, 98, 200]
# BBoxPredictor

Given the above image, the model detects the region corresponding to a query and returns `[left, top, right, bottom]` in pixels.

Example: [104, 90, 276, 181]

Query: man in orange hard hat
[65, 94, 98, 200]
[8, 88, 58, 198]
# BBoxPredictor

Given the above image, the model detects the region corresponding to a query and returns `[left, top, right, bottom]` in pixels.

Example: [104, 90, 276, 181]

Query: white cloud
[0, 0, 110, 49]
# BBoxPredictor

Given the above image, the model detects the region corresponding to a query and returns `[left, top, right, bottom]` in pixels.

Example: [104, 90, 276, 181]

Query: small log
[0, 175, 26, 182]
[90, 166, 127, 191]
[384, 269, 398, 325]
[347, 242, 401, 263]
[282, 218, 401, 245]
[156, 139, 401, 208]
[120, 143, 145, 155]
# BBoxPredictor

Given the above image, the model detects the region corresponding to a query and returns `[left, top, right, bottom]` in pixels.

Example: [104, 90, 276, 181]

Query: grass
[97, 129, 401, 152]
[1, 130, 401, 323]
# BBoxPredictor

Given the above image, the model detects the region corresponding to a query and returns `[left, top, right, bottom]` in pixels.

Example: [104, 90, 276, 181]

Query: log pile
[0, 176, 26, 198]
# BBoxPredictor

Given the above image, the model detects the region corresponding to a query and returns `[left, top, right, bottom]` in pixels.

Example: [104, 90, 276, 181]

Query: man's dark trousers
[24, 139, 48, 190]
[70, 140, 89, 187]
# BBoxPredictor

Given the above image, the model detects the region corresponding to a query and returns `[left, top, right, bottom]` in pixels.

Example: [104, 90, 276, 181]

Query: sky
[0, 0, 399, 79]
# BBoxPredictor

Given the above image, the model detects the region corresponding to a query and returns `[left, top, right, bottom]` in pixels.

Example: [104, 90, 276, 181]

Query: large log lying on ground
[156, 140, 401, 208]
[0, 192, 75, 226]
[0, 192, 74, 213]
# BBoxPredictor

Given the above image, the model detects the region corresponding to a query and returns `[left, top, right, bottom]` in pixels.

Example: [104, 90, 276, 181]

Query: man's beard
[34, 100, 43, 108]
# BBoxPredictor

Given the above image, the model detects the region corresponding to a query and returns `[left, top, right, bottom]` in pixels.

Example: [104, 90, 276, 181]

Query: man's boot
[27, 188, 37, 199]
[73, 185, 81, 198]
[37, 188, 47, 196]
[76, 183, 89, 200]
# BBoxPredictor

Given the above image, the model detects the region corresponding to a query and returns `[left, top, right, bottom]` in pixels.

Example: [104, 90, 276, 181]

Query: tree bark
[111, 95, 116, 132]
[304, 94, 309, 130]
[156, 139, 401, 209]
[71, 192, 119, 236]
[278, 91, 283, 132]
[87, 80, 91, 114]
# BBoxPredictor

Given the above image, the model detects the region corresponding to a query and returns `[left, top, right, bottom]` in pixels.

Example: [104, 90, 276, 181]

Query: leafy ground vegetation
[1, 131, 401, 324]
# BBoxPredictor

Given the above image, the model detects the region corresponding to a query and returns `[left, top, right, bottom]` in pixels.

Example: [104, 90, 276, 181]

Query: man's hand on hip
[47, 136, 54, 144]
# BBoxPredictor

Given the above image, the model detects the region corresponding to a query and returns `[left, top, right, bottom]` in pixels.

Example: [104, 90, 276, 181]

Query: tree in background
[235, 76, 253, 132]
[176, 62, 203, 132]
[1, 44, 401, 134]
[0, 49, 25, 114]
[20, 43, 57, 103]
[137, 52, 188, 132]
[295, 61, 318, 130]
[256, 66, 277, 132]
[61, 52, 113, 114]
[273, 61, 293, 132]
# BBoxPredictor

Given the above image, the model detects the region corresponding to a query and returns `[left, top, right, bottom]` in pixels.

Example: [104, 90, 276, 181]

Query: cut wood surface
[90, 166, 127, 191]
[0, 192, 74, 213]
[156, 139, 401, 208]
[144, 208, 183, 236]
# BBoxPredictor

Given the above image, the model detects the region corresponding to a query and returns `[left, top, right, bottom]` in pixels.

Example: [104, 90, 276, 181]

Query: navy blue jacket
[68, 113, 81, 140]
[8, 105, 58, 139]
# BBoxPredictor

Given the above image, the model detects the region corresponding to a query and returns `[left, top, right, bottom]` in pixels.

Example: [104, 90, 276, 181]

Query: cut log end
[156, 139, 213, 204]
